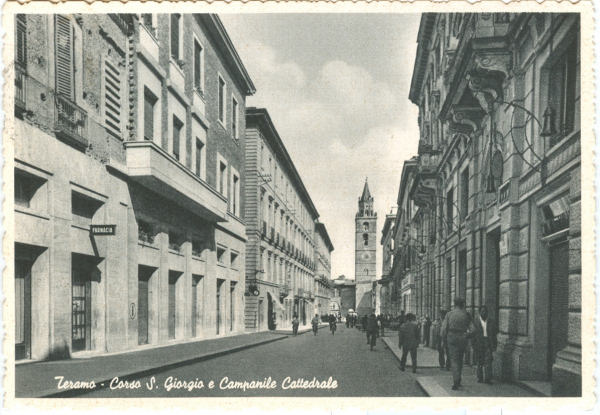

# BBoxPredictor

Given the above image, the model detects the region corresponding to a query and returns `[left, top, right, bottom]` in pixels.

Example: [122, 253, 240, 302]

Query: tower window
[363, 222, 369, 232]
[363, 233, 369, 246]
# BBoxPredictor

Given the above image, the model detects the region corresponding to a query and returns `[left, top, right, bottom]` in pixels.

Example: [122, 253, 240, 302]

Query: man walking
[311, 313, 320, 336]
[473, 305, 497, 384]
[441, 298, 473, 390]
[436, 310, 450, 370]
[398, 313, 419, 373]
[366, 313, 379, 351]
[424, 316, 432, 347]
[292, 314, 299, 336]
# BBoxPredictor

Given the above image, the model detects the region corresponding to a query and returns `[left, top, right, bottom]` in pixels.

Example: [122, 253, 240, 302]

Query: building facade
[13, 13, 254, 361]
[330, 275, 356, 318]
[355, 180, 377, 316]
[243, 108, 321, 331]
[378, 212, 396, 316]
[315, 222, 334, 317]
[394, 13, 581, 395]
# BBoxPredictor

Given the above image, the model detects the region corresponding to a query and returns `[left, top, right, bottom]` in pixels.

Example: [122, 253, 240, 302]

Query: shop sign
[90, 224, 117, 235]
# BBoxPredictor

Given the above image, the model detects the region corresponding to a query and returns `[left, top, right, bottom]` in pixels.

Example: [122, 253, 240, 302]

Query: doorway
[137, 265, 154, 345]
[458, 249, 467, 301]
[485, 228, 501, 325]
[267, 293, 275, 330]
[15, 258, 32, 360]
[548, 238, 569, 377]
[72, 254, 98, 352]
[216, 279, 224, 334]
[191, 275, 202, 337]
[168, 271, 181, 340]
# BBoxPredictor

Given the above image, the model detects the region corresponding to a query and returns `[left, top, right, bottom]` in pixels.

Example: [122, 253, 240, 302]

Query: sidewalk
[381, 335, 535, 397]
[274, 323, 329, 335]
[381, 336, 440, 368]
[16, 331, 287, 398]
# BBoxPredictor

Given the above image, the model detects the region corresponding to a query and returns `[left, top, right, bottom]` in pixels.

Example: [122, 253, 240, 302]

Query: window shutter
[143, 88, 155, 141]
[170, 14, 179, 60]
[104, 59, 122, 138]
[16, 15, 27, 67]
[55, 15, 74, 99]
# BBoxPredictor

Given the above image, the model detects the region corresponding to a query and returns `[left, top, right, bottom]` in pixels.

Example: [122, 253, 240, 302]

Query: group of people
[435, 298, 498, 390]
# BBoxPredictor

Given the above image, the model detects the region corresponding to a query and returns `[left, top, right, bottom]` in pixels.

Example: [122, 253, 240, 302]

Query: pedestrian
[377, 314, 385, 337]
[424, 315, 432, 347]
[329, 314, 337, 335]
[473, 305, 497, 384]
[398, 313, 419, 373]
[437, 310, 450, 370]
[345, 314, 350, 328]
[441, 297, 473, 390]
[292, 314, 299, 336]
[366, 313, 379, 351]
[362, 315, 368, 333]
[311, 313, 320, 336]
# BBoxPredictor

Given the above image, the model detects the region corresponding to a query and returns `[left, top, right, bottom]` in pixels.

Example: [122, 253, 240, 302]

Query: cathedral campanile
[355, 178, 377, 316]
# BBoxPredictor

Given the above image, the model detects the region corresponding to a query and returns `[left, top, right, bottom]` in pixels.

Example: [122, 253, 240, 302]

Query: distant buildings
[330, 275, 356, 318]
[315, 222, 335, 317]
[389, 13, 581, 396]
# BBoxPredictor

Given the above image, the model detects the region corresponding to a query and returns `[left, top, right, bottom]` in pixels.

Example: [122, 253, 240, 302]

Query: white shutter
[104, 59, 122, 138]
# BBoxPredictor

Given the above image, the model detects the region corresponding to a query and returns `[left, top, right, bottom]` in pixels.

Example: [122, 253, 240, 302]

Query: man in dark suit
[398, 313, 419, 373]
[472, 305, 497, 384]
[366, 313, 379, 350]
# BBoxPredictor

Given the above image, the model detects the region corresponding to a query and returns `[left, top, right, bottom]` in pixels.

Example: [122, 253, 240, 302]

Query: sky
[220, 13, 421, 280]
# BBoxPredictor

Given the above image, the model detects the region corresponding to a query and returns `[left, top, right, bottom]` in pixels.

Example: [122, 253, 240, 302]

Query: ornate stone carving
[467, 52, 512, 111]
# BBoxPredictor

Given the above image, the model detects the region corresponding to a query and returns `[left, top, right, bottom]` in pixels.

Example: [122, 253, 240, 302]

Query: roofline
[408, 13, 437, 104]
[246, 107, 320, 220]
[380, 214, 396, 244]
[196, 14, 256, 96]
[315, 222, 334, 252]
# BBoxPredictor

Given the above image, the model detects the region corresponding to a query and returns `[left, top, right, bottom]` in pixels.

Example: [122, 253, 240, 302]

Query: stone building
[314, 222, 334, 317]
[355, 179, 377, 316]
[13, 13, 254, 360]
[378, 211, 396, 316]
[393, 12, 580, 395]
[330, 275, 356, 319]
[243, 108, 321, 331]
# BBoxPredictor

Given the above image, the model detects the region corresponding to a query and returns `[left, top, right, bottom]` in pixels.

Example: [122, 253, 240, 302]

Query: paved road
[79, 325, 425, 397]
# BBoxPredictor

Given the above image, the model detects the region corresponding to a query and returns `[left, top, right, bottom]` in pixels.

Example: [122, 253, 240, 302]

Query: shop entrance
[548, 238, 569, 377]
[267, 293, 275, 330]
[138, 265, 155, 345]
[15, 258, 32, 360]
[72, 254, 100, 352]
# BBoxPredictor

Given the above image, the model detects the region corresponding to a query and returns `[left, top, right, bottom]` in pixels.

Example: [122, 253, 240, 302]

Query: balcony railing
[15, 63, 26, 115]
[54, 94, 88, 148]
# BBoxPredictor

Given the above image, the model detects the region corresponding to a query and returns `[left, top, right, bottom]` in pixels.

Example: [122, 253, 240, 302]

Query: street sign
[90, 224, 116, 235]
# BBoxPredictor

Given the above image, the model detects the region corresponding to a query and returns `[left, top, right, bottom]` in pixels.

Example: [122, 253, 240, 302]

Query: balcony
[54, 94, 88, 149]
[125, 140, 228, 222]
[15, 63, 26, 116]
[169, 59, 185, 94]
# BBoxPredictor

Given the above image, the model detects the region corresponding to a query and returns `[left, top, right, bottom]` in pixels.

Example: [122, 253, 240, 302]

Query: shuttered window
[170, 14, 180, 61]
[194, 40, 203, 91]
[55, 15, 74, 99]
[104, 59, 122, 138]
[16, 15, 26, 67]
[143, 87, 157, 141]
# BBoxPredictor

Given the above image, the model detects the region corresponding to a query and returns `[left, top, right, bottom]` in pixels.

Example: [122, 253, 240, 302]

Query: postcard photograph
[2, 1, 595, 410]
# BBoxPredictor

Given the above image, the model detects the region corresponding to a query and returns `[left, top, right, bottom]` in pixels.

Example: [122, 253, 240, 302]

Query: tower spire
[360, 177, 371, 202]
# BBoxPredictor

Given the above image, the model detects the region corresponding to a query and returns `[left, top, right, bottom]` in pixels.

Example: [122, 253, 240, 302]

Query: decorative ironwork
[54, 94, 88, 148]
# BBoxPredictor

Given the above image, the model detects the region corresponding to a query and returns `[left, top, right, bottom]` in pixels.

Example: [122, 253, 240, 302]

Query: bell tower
[355, 178, 377, 316]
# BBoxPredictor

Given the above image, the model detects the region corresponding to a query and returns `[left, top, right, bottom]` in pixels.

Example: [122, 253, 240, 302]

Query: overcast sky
[221, 13, 421, 279]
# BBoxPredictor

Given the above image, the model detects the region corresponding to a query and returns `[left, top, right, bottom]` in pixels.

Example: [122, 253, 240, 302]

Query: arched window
[363, 222, 369, 232]
[363, 233, 369, 246]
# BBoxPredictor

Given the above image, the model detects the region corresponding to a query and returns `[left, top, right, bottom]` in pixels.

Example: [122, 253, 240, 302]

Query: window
[172, 115, 183, 161]
[217, 246, 226, 265]
[193, 38, 203, 92]
[363, 222, 369, 232]
[547, 40, 578, 147]
[230, 251, 239, 269]
[192, 238, 203, 258]
[16, 15, 26, 67]
[143, 87, 157, 141]
[460, 168, 469, 219]
[15, 170, 45, 209]
[72, 191, 102, 228]
[103, 59, 122, 138]
[232, 173, 240, 216]
[141, 14, 157, 36]
[218, 160, 227, 196]
[218, 76, 226, 124]
[446, 188, 454, 232]
[231, 96, 239, 139]
[363, 233, 369, 246]
[195, 138, 204, 178]
[55, 15, 74, 99]
[170, 14, 182, 62]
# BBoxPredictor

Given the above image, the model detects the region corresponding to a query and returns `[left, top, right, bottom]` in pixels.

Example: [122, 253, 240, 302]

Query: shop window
[541, 196, 570, 237]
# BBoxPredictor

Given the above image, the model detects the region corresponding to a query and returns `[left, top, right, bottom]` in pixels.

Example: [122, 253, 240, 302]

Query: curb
[274, 323, 329, 335]
[415, 376, 450, 397]
[28, 335, 288, 398]
[381, 337, 441, 368]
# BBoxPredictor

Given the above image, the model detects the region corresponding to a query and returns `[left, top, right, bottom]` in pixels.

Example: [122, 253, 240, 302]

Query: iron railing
[54, 94, 88, 147]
